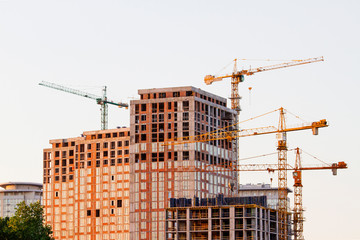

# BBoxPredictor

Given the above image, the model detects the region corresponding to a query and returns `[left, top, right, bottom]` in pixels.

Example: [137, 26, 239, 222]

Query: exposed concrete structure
[0, 182, 42, 217]
[129, 86, 238, 239]
[43, 128, 131, 240]
[165, 196, 287, 240]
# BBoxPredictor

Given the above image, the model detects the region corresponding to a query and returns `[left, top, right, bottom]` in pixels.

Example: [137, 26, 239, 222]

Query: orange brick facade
[43, 128, 130, 240]
[130, 87, 238, 239]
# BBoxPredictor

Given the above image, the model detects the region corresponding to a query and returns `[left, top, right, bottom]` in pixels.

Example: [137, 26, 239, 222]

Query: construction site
[41, 57, 347, 240]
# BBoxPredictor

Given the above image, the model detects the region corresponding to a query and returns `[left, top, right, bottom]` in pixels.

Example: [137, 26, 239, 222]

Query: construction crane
[204, 57, 324, 222]
[166, 149, 347, 239]
[39, 81, 128, 130]
[239, 149, 346, 240]
[165, 107, 328, 240]
[204, 56, 324, 114]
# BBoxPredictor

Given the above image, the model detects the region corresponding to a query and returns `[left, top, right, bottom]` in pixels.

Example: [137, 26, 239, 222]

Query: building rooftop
[239, 183, 292, 193]
[138, 86, 228, 103]
[0, 182, 43, 191]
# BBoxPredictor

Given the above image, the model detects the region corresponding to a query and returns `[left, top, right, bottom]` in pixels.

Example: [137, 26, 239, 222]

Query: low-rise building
[0, 182, 43, 217]
[165, 195, 290, 240]
[238, 183, 292, 210]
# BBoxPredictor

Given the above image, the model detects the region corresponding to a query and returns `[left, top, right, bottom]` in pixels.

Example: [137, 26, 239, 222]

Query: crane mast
[39, 81, 128, 130]
[165, 107, 328, 240]
[204, 56, 324, 210]
[277, 108, 289, 239]
[165, 151, 346, 239]
[293, 148, 304, 240]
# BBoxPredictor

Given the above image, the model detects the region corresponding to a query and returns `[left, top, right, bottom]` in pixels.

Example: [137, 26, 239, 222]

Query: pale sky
[0, 0, 359, 239]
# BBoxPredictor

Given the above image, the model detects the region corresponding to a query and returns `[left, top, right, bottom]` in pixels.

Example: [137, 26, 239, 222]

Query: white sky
[0, 0, 359, 239]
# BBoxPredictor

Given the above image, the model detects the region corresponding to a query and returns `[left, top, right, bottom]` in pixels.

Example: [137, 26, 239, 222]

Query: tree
[0, 217, 16, 240]
[0, 201, 53, 240]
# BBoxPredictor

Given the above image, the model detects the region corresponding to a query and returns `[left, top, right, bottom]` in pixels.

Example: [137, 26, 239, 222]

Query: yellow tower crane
[163, 149, 347, 239]
[165, 107, 328, 240]
[204, 56, 324, 114]
[236, 149, 347, 240]
[204, 57, 324, 226]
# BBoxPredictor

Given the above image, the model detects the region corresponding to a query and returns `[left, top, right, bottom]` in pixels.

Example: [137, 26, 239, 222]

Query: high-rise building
[129, 86, 238, 239]
[43, 128, 131, 240]
[0, 182, 42, 217]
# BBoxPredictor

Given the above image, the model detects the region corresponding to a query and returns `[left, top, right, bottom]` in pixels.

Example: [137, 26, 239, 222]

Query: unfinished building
[129, 86, 238, 239]
[165, 196, 288, 240]
[43, 128, 131, 240]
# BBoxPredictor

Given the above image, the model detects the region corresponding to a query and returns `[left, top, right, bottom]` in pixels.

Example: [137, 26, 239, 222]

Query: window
[173, 92, 180, 97]
[183, 112, 189, 121]
[87, 210, 91, 216]
[183, 101, 189, 111]
[152, 103, 157, 113]
[159, 114, 164, 122]
[152, 134, 157, 142]
[96, 209, 100, 217]
[159, 102, 164, 112]
[159, 93, 166, 98]
[117, 200, 122, 207]
[141, 104, 146, 111]
[152, 153, 157, 162]
[183, 151, 189, 160]
[152, 114, 157, 122]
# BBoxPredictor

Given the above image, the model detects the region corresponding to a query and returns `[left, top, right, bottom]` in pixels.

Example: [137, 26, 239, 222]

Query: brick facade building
[43, 128, 131, 240]
[129, 86, 238, 239]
